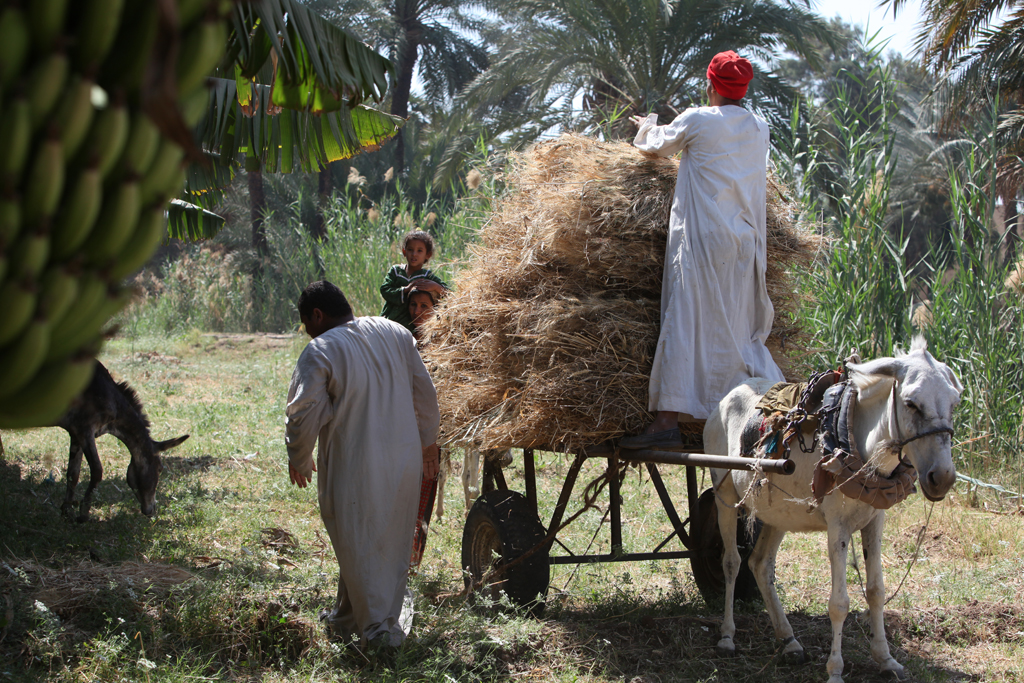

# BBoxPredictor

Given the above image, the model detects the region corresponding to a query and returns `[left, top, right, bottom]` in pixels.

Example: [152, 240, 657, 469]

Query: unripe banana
[27, 51, 69, 126]
[28, 0, 68, 53]
[0, 317, 51, 401]
[176, 19, 227, 94]
[51, 164, 102, 259]
[21, 134, 64, 227]
[38, 265, 78, 323]
[52, 75, 95, 161]
[80, 99, 128, 178]
[0, 278, 37, 347]
[46, 286, 124, 361]
[0, 192, 21, 246]
[8, 229, 49, 280]
[0, 7, 29, 90]
[75, 0, 125, 69]
[109, 205, 165, 280]
[140, 139, 185, 204]
[0, 97, 31, 183]
[119, 112, 160, 175]
[83, 177, 140, 263]
[49, 271, 104, 336]
[0, 354, 96, 429]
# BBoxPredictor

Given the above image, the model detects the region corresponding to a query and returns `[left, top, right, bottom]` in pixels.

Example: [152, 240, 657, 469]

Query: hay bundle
[15, 559, 194, 616]
[423, 134, 820, 451]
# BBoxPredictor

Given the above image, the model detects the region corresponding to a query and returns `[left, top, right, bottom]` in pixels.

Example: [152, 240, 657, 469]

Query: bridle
[888, 381, 955, 466]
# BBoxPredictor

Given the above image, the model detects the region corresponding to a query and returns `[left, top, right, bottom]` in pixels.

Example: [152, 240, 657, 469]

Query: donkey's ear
[154, 434, 190, 452]
[942, 364, 964, 394]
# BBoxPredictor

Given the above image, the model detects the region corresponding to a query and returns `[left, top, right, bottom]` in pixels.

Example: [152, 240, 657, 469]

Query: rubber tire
[462, 490, 550, 615]
[690, 487, 762, 603]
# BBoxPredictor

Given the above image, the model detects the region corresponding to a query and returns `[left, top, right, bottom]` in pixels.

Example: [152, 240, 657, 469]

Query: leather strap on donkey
[811, 381, 918, 510]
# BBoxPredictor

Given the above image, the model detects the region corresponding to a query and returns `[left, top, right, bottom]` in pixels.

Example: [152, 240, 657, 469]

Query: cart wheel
[690, 488, 762, 603]
[462, 490, 549, 615]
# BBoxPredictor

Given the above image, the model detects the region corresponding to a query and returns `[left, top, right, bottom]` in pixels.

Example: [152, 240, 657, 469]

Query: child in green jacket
[380, 230, 447, 331]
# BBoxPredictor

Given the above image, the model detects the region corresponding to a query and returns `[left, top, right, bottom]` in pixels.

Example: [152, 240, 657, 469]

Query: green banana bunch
[0, 0, 237, 427]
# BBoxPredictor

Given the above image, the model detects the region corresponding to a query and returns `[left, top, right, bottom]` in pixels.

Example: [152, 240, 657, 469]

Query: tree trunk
[311, 163, 332, 242]
[389, 30, 419, 176]
[249, 165, 268, 257]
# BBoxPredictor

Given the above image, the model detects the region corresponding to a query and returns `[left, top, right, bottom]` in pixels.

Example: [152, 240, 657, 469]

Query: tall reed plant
[119, 177, 491, 336]
[794, 51, 1024, 488]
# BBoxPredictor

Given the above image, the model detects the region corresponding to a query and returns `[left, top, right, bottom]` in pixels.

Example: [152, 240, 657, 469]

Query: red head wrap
[706, 51, 753, 100]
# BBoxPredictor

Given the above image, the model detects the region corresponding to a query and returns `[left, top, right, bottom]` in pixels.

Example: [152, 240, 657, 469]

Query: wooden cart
[460, 422, 795, 613]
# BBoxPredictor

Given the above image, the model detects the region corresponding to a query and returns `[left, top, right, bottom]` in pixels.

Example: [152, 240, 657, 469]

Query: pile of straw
[422, 134, 821, 451]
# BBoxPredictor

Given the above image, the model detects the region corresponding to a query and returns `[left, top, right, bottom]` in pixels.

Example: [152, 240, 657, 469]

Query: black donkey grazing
[55, 361, 189, 521]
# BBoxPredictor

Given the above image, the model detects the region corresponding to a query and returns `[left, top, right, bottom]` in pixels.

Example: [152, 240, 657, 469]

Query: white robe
[634, 107, 784, 419]
[285, 316, 440, 645]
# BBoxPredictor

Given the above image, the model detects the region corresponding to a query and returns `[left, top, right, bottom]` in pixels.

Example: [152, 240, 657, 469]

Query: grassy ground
[1, 333, 1023, 682]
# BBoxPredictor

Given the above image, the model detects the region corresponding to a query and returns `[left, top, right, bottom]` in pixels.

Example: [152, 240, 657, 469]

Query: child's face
[402, 239, 430, 271]
[408, 291, 435, 327]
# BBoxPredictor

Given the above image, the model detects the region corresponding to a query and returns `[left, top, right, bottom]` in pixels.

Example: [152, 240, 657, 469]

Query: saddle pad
[755, 381, 807, 415]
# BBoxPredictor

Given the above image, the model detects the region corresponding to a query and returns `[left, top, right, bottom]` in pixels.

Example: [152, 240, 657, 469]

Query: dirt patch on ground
[200, 333, 296, 354]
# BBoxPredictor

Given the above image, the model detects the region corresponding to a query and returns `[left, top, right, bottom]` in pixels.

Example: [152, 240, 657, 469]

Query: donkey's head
[125, 435, 189, 516]
[848, 337, 962, 501]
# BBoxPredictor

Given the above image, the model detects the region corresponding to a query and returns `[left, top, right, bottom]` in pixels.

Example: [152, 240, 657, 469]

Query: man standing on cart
[621, 50, 784, 449]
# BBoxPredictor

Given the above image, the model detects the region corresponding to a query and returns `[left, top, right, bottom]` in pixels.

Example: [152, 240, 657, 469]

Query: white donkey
[704, 338, 961, 683]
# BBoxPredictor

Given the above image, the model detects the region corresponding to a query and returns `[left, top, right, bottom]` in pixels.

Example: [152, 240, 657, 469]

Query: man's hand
[407, 279, 445, 294]
[422, 443, 440, 479]
[289, 461, 316, 488]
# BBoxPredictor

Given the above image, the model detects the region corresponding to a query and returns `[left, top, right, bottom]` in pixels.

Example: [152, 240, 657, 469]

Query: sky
[810, 0, 926, 58]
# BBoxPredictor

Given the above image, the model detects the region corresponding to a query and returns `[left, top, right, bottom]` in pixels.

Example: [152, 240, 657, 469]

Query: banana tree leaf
[197, 78, 403, 173]
[167, 200, 226, 241]
[241, 0, 391, 111]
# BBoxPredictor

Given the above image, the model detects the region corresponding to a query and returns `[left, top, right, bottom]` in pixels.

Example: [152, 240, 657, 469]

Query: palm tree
[432, 0, 837, 185]
[885, 0, 1024, 243]
[310, 0, 490, 178]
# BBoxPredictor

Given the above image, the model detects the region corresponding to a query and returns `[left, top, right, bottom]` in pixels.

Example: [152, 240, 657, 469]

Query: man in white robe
[621, 51, 784, 448]
[285, 280, 440, 647]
